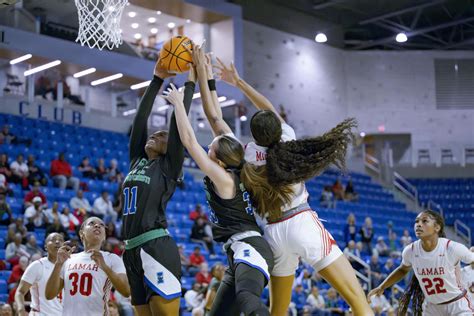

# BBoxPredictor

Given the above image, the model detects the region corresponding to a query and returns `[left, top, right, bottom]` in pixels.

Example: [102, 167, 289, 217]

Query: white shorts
[263, 210, 343, 277]
[423, 294, 474, 316]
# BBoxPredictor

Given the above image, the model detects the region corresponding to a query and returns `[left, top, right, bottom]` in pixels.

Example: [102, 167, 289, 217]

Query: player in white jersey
[213, 59, 373, 316]
[15, 233, 64, 316]
[45, 217, 130, 316]
[368, 210, 474, 315]
[461, 247, 474, 300]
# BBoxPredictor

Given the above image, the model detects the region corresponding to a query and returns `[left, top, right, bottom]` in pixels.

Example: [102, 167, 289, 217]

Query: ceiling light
[186, 19, 191, 24]
[131, 80, 151, 90]
[218, 96, 227, 102]
[128, 11, 136, 18]
[167, 22, 175, 29]
[156, 10, 162, 15]
[148, 17, 156, 23]
[220, 99, 236, 107]
[377, 125, 386, 132]
[192, 92, 201, 99]
[10, 54, 32, 65]
[150, 28, 158, 34]
[240, 115, 247, 122]
[73, 67, 96, 78]
[91, 73, 123, 86]
[315, 33, 327, 43]
[134, 33, 142, 40]
[359, 132, 366, 137]
[396, 32, 407, 43]
[157, 105, 170, 112]
[198, 122, 205, 128]
[131, 23, 139, 29]
[24, 60, 61, 76]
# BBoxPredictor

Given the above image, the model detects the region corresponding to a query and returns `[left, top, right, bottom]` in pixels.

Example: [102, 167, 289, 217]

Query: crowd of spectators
[320, 179, 359, 209]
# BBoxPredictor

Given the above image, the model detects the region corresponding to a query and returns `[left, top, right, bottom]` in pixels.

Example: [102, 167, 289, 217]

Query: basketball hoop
[75, 0, 128, 50]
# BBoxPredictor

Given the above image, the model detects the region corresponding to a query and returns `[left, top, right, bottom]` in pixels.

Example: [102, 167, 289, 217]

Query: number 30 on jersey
[123, 186, 138, 216]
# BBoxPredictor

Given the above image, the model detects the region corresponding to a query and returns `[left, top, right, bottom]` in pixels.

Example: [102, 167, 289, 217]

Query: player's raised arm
[192, 44, 232, 136]
[46, 244, 73, 300]
[367, 263, 411, 302]
[129, 57, 175, 164]
[163, 65, 196, 181]
[215, 57, 284, 123]
[163, 82, 233, 189]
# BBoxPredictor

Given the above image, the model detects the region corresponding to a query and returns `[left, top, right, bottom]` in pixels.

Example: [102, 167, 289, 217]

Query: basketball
[159, 36, 193, 73]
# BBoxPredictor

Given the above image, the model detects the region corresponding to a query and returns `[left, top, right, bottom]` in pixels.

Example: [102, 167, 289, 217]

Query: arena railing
[454, 219, 471, 246]
[363, 151, 381, 180]
[345, 252, 372, 291]
[392, 171, 419, 211]
[427, 199, 443, 217]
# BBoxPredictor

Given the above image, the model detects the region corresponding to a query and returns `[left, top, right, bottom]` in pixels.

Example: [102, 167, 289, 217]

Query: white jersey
[402, 238, 474, 304]
[60, 251, 126, 316]
[244, 123, 309, 211]
[21, 257, 63, 316]
[461, 265, 474, 297]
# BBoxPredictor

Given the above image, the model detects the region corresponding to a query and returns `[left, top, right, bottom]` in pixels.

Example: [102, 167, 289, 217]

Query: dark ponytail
[266, 118, 357, 186]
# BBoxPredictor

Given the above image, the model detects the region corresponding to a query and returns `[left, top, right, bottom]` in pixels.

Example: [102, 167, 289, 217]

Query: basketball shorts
[264, 210, 343, 277]
[226, 236, 274, 282]
[423, 293, 474, 316]
[123, 236, 182, 305]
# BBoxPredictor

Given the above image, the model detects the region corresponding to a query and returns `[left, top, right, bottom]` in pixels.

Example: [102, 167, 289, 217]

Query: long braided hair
[397, 210, 446, 316]
[241, 110, 356, 220]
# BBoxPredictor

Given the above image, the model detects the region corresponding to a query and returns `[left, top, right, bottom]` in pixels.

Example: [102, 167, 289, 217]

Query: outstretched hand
[214, 57, 240, 87]
[366, 286, 384, 303]
[154, 55, 176, 79]
[56, 243, 75, 266]
[162, 83, 184, 107]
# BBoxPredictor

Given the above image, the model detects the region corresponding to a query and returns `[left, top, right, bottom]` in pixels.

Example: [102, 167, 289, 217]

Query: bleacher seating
[0, 113, 421, 312]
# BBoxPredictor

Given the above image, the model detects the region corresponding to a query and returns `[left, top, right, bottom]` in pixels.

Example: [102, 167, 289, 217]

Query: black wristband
[208, 79, 216, 91]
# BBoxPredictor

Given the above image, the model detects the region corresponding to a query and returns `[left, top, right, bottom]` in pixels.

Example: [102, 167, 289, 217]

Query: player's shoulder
[101, 251, 121, 261]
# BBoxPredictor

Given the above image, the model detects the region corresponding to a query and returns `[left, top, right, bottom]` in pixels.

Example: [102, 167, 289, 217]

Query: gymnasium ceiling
[231, 0, 474, 50]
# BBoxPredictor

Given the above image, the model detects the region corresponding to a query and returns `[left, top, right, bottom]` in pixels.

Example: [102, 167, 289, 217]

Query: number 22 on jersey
[422, 277, 447, 295]
[122, 186, 138, 215]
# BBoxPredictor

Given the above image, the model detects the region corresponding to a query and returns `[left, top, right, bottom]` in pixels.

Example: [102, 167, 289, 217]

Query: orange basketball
[159, 36, 193, 73]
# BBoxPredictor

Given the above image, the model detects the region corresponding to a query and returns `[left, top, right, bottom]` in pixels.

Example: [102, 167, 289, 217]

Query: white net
[75, 0, 128, 50]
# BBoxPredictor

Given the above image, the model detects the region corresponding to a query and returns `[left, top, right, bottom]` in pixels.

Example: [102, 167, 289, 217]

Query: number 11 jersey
[402, 238, 474, 304]
[60, 251, 126, 316]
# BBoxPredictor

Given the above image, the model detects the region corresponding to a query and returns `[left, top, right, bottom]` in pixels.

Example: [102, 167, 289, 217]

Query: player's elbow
[45, 290, 56, 300]
[119, 285, 131, 298]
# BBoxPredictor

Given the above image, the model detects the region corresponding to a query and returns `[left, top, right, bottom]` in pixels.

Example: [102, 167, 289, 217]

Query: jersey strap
[124, 228, 169, 250]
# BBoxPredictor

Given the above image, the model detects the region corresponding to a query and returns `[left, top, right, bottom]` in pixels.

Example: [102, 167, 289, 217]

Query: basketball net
[75, 0, 128, 50]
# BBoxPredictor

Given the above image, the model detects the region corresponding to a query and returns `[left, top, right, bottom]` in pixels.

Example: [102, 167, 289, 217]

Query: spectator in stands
[343, 240, 363, 272]
[35, 75, 55, 100]
[45, 217, 69, 241]
[344, 179, 358, 202]
[190, 217, 215, 257]
[400, 229, 412, 248]
[0, 154, 12, 182]
[189, 204, 208, 221]
[108, 301, 120, 316]
[291, 284, 307, 314]
[0, 174, 13, 197]
[331, 180, 345, 200]
[320, 186, 335, 209]
[23, 181, 47, 208]
[0, 194, 12, 225]
[107, 159, 123, 183]
[60, 206, 80, 231]
[7, 218, 27, 244]
[50, 153, 80, 191]
[92, 191, 117, 223]
[95, 158, 108, 180]
[5, 233, 28, 265]
[324, 288, 345, 315]
[0, 125, 31, 146]
[44, 201, 61, 224]
[382, 258, 396, 280]
[53, 77, 85, 105]
[7, 256, 28, 290]
[24, 235, 43, 258]
[78, 157, 96, 179]
[184, 282, 205, 315]
[368, 254, 383, 289]
[178, 245, 190, 275]
[195, 262, 212, 285]
[9, 154, 29, 188]
[375, 236, 390, 257]
[305, 286, 329, 316]
[24, 197, 47, 231]
[27, 154, 47, 186]
[359, 216, 374, 255]
[0, 303, 12, 316]
[344, 213, 357, 245]
[369, 292, 392, 316]
[387, 231, 401, 258]
[69, 189, 92, 215]
[189, 247, 206, 275]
